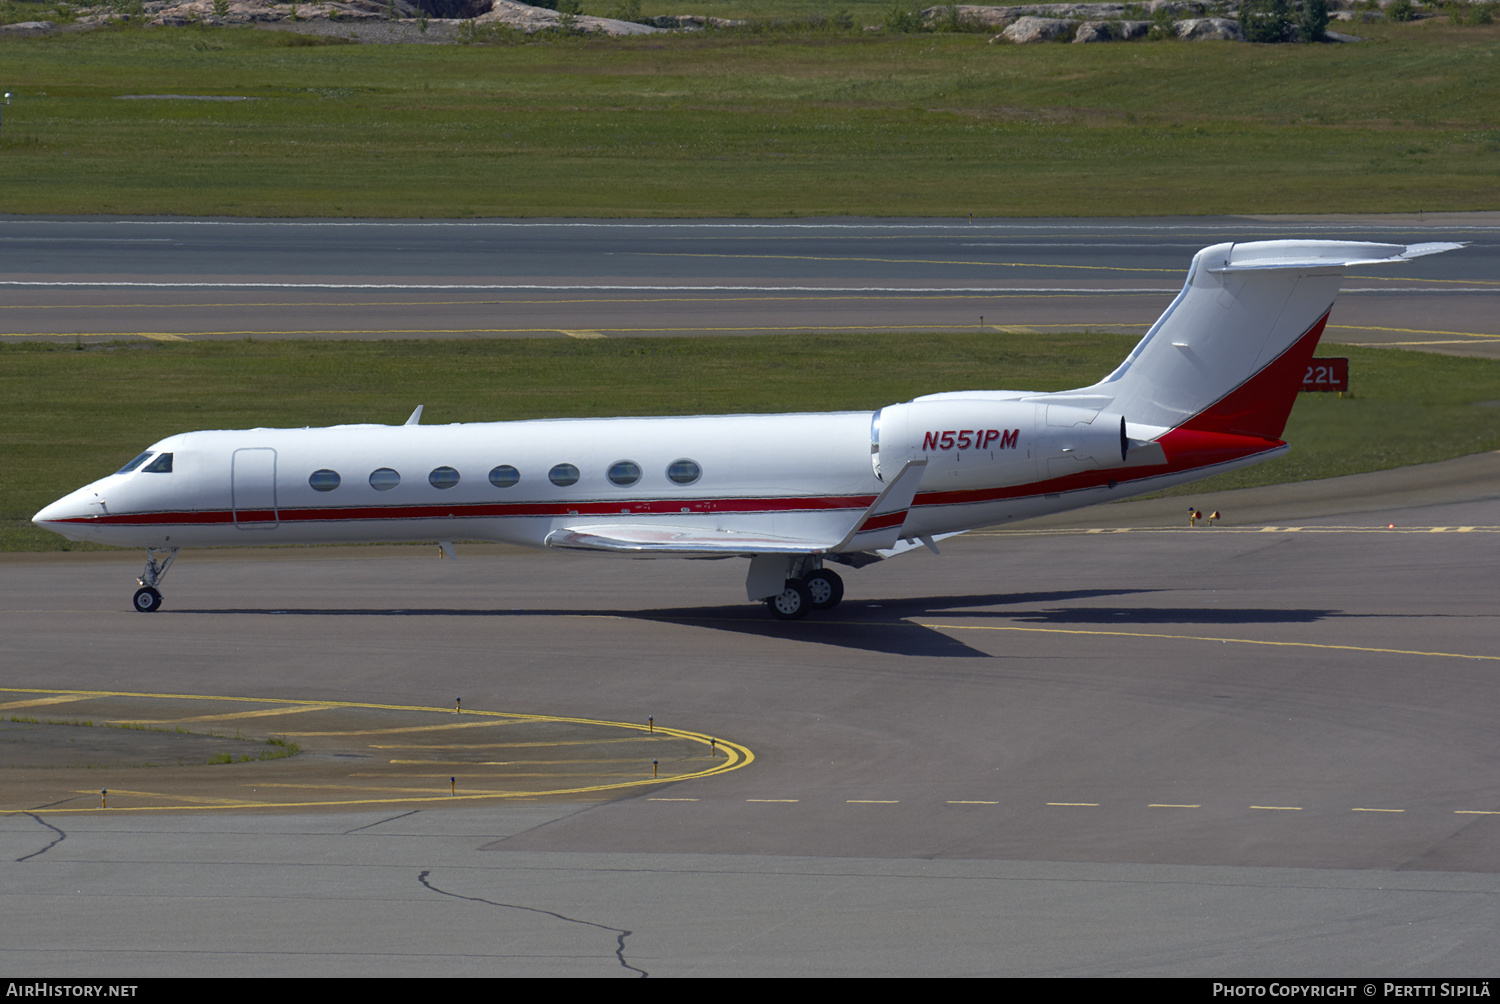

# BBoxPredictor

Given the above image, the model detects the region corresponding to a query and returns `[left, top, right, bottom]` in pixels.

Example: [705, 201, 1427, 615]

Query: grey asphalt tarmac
[4, 214, 1499, 355]
[2, 216, 1497, 977]
[3, 456, 1498, 976]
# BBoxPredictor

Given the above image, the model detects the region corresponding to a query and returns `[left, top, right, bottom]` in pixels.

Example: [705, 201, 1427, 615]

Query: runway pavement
[2, 456, 1498, 976]
[4, 214, 1499, 355]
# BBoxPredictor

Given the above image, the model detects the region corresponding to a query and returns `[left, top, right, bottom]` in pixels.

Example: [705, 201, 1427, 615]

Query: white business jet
[34, 239, 1459, 618]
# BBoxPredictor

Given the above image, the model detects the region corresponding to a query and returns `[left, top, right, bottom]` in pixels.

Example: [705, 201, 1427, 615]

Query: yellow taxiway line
[0, 687, 753, 814]
[914, 621, 1500, 663]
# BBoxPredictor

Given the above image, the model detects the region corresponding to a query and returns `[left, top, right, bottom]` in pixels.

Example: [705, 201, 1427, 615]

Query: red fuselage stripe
[856, 510, 909, 533]
[54, 493, 882, 527]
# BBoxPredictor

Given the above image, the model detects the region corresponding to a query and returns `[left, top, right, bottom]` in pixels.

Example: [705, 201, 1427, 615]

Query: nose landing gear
[133, 547, 179, 613]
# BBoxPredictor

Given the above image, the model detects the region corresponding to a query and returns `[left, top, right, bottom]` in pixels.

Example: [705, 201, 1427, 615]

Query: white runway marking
[0, 281, 1182, 292]
[18, 220, 1500, 232]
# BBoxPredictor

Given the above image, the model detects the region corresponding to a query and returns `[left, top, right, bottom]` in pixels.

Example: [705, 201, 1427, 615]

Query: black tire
[804, 569, 844, 610]
[133, 586, 163, 613]
[765, 578, 812, 620]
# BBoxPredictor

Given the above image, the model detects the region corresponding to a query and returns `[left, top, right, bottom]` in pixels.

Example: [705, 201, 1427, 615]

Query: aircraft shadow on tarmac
[173, 587, 1351, 658]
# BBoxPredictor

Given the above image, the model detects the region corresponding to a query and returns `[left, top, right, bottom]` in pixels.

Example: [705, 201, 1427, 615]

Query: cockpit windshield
[114, 451, 173, 475]
[115, 451, 154, 475]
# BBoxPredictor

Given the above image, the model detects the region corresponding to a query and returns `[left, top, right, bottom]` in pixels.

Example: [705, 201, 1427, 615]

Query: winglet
[830, 459, 927, 553]
[405, 405, 424, 426]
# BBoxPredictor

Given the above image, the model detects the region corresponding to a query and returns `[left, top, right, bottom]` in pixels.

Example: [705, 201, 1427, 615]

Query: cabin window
[548, 463, 580, 487]
[116, 451, 153, 475]
[142, 453, 174, 474]
[369, 468, 401, 491]
[607, 460, 641, 487]
[429, 466, 460, 490]
[309, 470, 341, 492]
[488, 465, 519, 488]
[666, 458, 701, 485]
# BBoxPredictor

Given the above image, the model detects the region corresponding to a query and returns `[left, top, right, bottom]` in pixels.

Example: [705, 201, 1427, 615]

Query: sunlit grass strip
[0, 22, 1496, 217]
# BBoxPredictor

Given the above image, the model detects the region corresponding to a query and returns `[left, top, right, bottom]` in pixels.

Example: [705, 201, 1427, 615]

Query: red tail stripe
[1178, 311, 1330, 441]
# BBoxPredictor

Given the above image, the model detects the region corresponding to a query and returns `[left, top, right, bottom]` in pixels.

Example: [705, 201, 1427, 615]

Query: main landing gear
[804, 569, 845, 610]
[764, 567, 844, 621]
[132, 546, 179, 613]
[750, 555, 847, 621]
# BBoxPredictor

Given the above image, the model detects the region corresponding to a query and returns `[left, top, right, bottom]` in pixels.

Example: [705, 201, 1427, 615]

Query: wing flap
[544, 524, 836, 556]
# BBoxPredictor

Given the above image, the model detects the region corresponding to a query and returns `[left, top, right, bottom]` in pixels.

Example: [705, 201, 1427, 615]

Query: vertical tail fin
[1082, 240, 1462, 440]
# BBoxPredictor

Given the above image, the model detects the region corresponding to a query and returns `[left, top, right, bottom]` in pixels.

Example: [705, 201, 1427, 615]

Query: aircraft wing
[827, 459, 927, 552]
[544, 524, 839, 557]
[545, 460, 930, 559]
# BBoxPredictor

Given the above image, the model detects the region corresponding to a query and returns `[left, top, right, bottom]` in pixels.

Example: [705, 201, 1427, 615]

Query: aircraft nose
[33, 488, 99, 529]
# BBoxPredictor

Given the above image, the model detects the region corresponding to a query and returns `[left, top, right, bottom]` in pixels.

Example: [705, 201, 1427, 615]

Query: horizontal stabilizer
[1208, 241, 1465, 272]
[1206, 240, 1464, 271]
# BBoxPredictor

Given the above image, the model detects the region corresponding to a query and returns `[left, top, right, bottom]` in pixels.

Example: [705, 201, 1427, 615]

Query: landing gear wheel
[765, 578, 812, 621]
[804, 569, 844, 610]
[133, 586, 163, 613]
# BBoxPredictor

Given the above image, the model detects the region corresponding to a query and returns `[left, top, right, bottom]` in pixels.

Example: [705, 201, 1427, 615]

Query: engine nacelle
[873, 398, 1132, 491]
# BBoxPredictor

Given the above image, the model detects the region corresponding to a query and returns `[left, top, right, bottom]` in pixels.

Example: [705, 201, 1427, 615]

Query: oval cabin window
[309, 470, 341, 492]
[607, 460, 641, 487]
[369, 468, 401, 491]
[666, 459, 701, 485]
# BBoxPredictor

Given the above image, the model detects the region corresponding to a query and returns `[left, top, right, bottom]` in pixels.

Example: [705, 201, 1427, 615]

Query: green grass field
[5, 333, 1498, 551]
[1, 19, 1498, 216]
